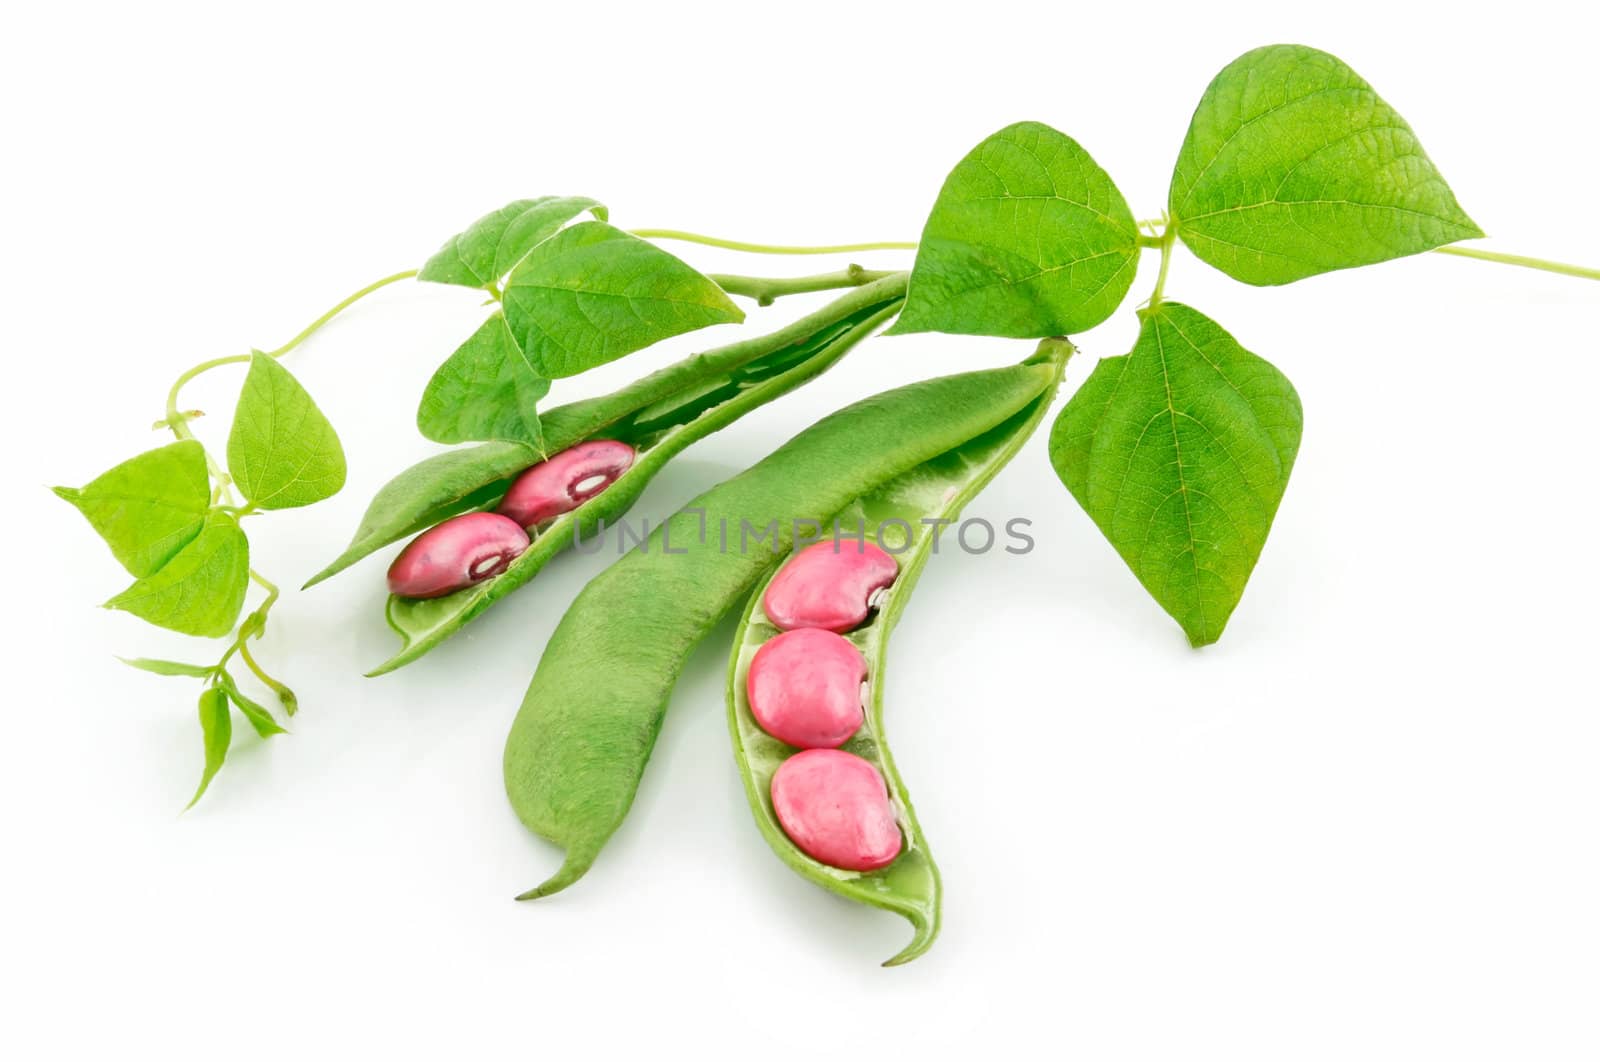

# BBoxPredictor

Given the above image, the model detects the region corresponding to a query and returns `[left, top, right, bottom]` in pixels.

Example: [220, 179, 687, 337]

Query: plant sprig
[58, 40, 1599, 804]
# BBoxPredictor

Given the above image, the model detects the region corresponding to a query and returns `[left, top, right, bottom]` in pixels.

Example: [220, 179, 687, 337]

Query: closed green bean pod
[727, 339, 1070, 965]
[504, 347, 1067, 899]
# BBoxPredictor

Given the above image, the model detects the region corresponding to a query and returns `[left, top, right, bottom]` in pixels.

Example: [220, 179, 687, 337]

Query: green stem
[710, 266, 902, 306]
[1431, 245, 1600, 282]
[162, 269, 417, 439]
[631, 228, 917, 256]
[238, 642, 297, 716]
[1147, 228, 1177, 308]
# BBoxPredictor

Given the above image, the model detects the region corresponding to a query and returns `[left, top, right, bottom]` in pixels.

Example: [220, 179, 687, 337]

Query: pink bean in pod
[387, 512, 530, 599]
[497, 439, 636, 528]
[770, 749, 902, 872]
[747, 629, 867, 748]
[762, 540, 898, 632]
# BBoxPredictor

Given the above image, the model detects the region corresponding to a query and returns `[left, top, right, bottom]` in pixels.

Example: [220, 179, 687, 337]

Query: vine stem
[163, 268, 417, 436]
[1430, 245, 1600, 282]
[158, 271, 412, 713]
[631, 228, 917, 256]
[710, 266, 902, 305]
[1146, 228, 1177, 308]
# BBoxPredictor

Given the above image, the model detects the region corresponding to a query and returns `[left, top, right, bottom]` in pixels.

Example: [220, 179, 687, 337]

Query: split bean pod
[726, 338, 1070, 965]
[503, 344, 1069, 910]
[308, 275, 908, 674]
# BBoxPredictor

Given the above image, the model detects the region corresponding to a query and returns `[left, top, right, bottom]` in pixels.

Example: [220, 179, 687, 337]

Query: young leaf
[416, 313, 550, 449]
[502, 221, 745, 378]
[1049, 302, 1302, 646]
[303, 441, 536, 588]
[218, 673, 287, 738]
[1169, 44, 1482, 286]
[104, 512, 250, 638]
[119, 657, 214, 678]
[54, 440, 211, 577]
[189, 687, 233, 808]
[419, 197, 607, 290]
[890, 121, 1140, 338]
[227, 353, 347, 510]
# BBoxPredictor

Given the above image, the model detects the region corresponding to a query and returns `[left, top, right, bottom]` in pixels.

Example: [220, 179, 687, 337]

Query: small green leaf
[218, 673, 287, 738]
[502, 221, 744, 378]
[189, 687, 233, 809]
[104, 512, 250, 637]
[119, 657, 214, 678]
[1049, 302, 1302, 646]
[1169, 44, 1482, 286]
[54, 440, 211, 577]
[227, 353, 347, 510]
[890, 121, 1139, 338]
[417, 313, 550, 449]
[419, 197, 607, 290]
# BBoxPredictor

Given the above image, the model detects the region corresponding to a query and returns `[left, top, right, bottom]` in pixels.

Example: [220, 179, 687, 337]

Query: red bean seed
[387, 511, 530, 599]
[747, 628, 867, 748]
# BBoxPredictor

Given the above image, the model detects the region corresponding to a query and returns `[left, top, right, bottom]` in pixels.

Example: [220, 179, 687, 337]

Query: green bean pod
[306, 275, 908, 675]
[726, 339, 1070, 966]
[504, 344, 1070, 901]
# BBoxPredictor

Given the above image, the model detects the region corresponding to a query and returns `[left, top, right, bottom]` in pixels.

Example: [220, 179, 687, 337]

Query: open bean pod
[503, 342, 1070, 915]
[306, 275, 908, 675]
[726, 344, 1069, 966]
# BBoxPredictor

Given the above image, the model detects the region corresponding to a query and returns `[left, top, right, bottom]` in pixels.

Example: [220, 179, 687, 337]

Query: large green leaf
[104, 512, 250, 638]
[1049, 302, 1302, 646]
[54, 440, 211, 577]
[1169, 44, 1482, 286]
[227, 353, 347, 510]
[189, 687, 232, 808]
[502, 221, 744, 378]
[416, 313, 550, 449]
[419, 197, 607, 290]
[890, 121, 1139, 338]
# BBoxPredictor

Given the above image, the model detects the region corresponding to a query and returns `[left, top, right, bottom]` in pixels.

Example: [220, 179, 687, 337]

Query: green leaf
[119, 657, 214, 678]
[227, 353, 347, 510]
[890, 121, 1139, 338]
[417, 313, 550, 449]
[54, 440, 211, 577]
[189, 687, 232, 808]
[1169, 44, 1482, 286]
[218, 673, 287, 738]
[502, 221, 744, 378]
[104, 512, 250, 637]
[1049, 302, 1302, 646]
[419, 197, 607, 290]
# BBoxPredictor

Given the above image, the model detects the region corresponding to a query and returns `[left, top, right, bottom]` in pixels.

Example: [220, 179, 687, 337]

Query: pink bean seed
[387, 511, 530, 599]
[747, 629, 867, 749]
[770, 749, 902, 872]
[497, 439, 636, 529]
[762, 540, 898, 632]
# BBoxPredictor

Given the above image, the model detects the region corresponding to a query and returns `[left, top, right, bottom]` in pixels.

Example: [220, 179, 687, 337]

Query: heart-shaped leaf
[891, 121, 1140, 338]
[1049, 302, 1302, 645]
[502, 221, 744, 378]
[104, 512, 250, 638]
[1170, 44, 1482, 285]
[416, 313, 550, 450]
[227, 353, 346, 510]
[419, 196, 607, 290]
[54, 440, 211, 577]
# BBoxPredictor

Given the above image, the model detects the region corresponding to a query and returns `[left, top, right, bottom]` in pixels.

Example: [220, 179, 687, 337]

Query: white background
[4, 2, 1596, 1058]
